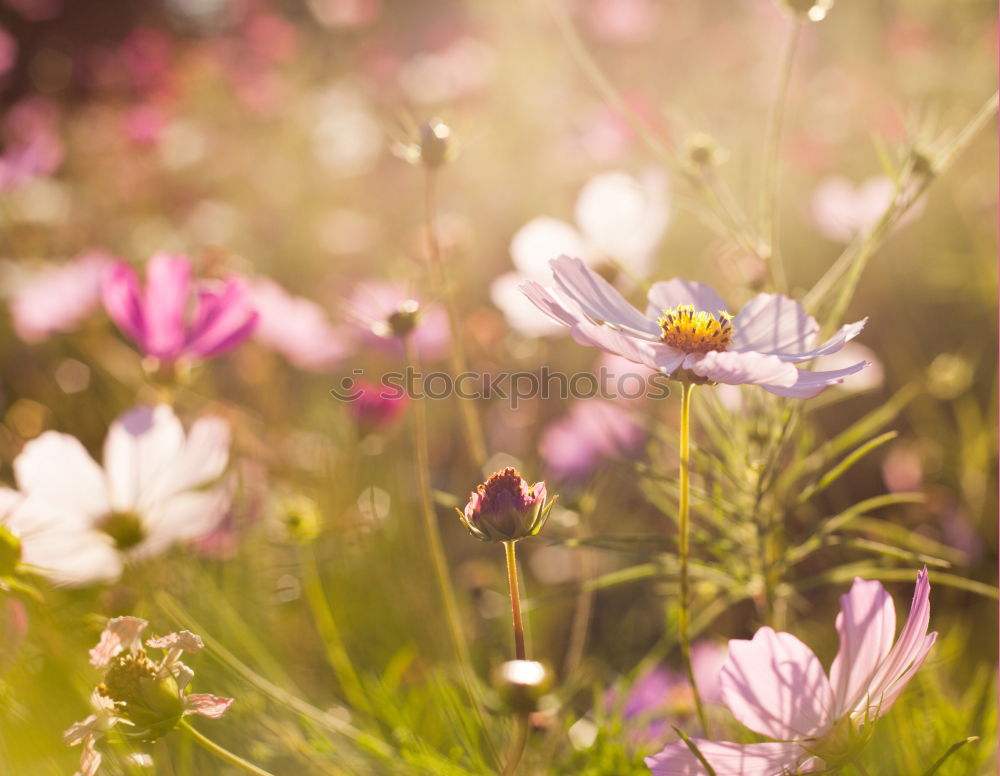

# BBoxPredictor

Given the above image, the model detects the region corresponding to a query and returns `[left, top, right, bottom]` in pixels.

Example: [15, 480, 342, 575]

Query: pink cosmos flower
[1, 405, 232, 586]
[346, 379, 409, 433]
[7, 251, 111, 343]
[344, 279, 449, 361]
[0, 97, 63, 190]
[459, 467, 553, 543]
[521, 256, 869, 398]
[65, 617, 233, 776]
[540, 400, 646, 480]
[251, 277, 353, 372]
[811, 175, 926, 243]
[646, 569, 936, 775]
[102, 254, 258, 364]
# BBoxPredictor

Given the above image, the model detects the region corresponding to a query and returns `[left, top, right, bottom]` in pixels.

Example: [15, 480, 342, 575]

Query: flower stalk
[677, 382, 709, 734]
[504, 541, 526, 661]
[181, 719, 276, 776]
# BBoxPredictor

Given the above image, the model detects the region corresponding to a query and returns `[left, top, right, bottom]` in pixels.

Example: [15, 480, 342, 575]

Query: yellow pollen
[658, 305, 734, 354]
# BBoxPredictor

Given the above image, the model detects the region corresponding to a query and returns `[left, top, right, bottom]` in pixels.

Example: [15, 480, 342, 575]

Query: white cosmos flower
[492, 170, 670, 336]
[1, 405, 232, 586]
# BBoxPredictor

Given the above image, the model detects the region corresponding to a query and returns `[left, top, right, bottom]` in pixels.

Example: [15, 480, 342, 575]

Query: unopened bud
[458, 468, 555, 543]
[100, 651, 184, 741]
[387, 299, 421, 337]
[419, 120, 452, 168]
[683, 133, 727, 169]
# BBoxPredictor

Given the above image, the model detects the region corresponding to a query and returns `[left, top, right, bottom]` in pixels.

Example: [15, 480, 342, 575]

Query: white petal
[646, 278, 728, 319]
[14, 432, 109, 520]
[137, 484, 232, 555]
[491, 272, 568, 336]
[510, 217, 588, 278]
[104, 405, 185, 512]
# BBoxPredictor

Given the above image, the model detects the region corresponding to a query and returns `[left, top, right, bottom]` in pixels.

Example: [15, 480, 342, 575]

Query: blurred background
[0, 0, 996, 774]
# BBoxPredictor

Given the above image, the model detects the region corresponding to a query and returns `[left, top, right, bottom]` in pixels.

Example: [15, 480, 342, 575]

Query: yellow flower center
[658, 305, 734, 354]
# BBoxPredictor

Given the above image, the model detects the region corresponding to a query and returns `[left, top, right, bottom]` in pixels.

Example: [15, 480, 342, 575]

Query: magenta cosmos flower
[102, 253, 258, 364]
[646, 569, 936, 775]
[520, 256, 868, 398]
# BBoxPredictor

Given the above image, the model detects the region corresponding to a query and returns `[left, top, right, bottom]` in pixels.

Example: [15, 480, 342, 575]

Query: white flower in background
[311, 85, 382, 177]
[1, 405, 232, 586]
[811, 175, 925, 243]
[491, 170, 670, 336]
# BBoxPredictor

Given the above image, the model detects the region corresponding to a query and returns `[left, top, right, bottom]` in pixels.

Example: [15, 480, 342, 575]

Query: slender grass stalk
[180, 719, 277, 776]
[405, 336, 498, 765]
[299, 545, 372, 716]
[850, 761, 874, 776]
[424, 168, 488, 471]
[758, 18, 803, 293]
[503, 541, 526, 661]
[500, 714, 529, 776]
[677, 382, 709, 734]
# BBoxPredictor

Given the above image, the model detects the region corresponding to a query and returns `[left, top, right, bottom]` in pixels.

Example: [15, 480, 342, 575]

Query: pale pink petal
[491, 271, 568, 336]
[186, 276, 259, 358]
[103, 405, 185, 513]
[720, 627, 833, 740]
[89, 616, 148, 667]
[860, 568, 936, 719]
[9, 253, 110, 343]
[645, 740, 808, 776]
[759, 361, 869, 399]
[14, 432, 109, 519]
[183, 693, 234, 718]
[730, 294, 819, 356]
[645, 279, 727, 319]
[685, 350, 799, 388]
[549, 255, 661, 338]
[829, 578, 896, 718]
[171, 660, 195, 691]
[101, 261, 147, 346]
[63, 716, 98, 746]
[142, 253, 192, 360]
[815, 342, 884, 393]
[691, 641, 728, 705]
[510, 217, 587, 278]
[74, 735, 102, 776]
[570, 316, 685, 373]
[147, 629, 204, 653]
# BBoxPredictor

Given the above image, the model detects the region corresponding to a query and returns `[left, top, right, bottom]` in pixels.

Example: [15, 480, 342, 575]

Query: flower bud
[348, 380, 409, 434]
[419, 119, 452, 168]
[458, 467, 554, 543]
[100, 651, 185, 741]
[274, 494, 322, 544]
[778, 0, 833, 20]
[387, 299, 421, 337]
[492, 660, 553, 714]
[682, 132, 727, 169]
[0, 525, 21, 577]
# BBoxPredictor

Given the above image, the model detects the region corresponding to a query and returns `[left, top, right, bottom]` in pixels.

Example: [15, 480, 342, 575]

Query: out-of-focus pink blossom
[7, 251, 111, 343]
[344, 279, 449, 361]
[0, 97, 63, 190]
[102, 254, 258, 364]
[0, 27, 17, 78]
[398, 37, 496, 104]
[307, 0, 381, 29]
[811, 175, 926, 243]
[815, 342, 884, 393]
[583, 0, 658, 45]
[1, 0, 61, 21]
[123, 103, 169, 145]
[347, 379, 409, 434]
[540, 400, 646, 480]
[881, 442, 923, 493]
[647, 569, 936, 775]
[252, 277, 352, 372]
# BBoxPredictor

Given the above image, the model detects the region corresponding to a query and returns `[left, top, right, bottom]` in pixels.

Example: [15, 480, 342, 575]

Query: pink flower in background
[102, 254, 258, 364]
[814, 342, 884, 393]
[540, 400, 646, 480]
[646, 569, 936, 775]
[0, 26, 17, 78]
[493, 170, 670, 336]
[1, 0, 60, 20]
[811, 175, 925, 243]
[7, 251, 111, 343]
[252, 277, 353, 372]
[345, 280, 449, 361]
[583, 0, 658, 45]
[347, 379, 409, 433]
[0, 97, 63, 190]
[521, 256, 868, 398]
[1, 405, 232, 586]
[306, 0, 381, 29]
[66, 617, 233, 776]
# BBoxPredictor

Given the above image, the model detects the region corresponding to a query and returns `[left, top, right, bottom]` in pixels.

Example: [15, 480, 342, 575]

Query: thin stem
[180, 719, 277, 776]
[677, 382, 709, 735]
[424, 168, 488, 471]
[850, 761, 874, 776]
[500, 714, 529, 776]
[405, 336, 499, 765]
[758, 18, 803, 293]
[300, 546, 372, 716]
[504, 541, 526, 661]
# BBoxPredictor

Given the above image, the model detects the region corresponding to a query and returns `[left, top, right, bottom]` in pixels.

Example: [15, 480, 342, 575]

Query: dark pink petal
[645, 739, 808, 776]
[730, 293, 819, 355]
[549, 255, 660, 338]
[721, 627, 833, 740]
[142, 254, 193, 360]
[861, 567, 936, 719]
[685, 350, 799, 388]
[645, 278, 727, 319]
[829, 578, 896, 718]
[759, 360, 869, 399]
[186, 277, 259, 358]
[183, 693, 234, 718]
[102, 261, 147, 347]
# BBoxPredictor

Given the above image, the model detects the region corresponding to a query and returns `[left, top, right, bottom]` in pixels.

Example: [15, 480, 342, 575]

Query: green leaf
[797, 431, 898, 505]
[919, 736, 980, 776]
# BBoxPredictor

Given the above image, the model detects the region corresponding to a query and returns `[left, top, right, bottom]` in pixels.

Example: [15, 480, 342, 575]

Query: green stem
[850, 761, 874, 776]
[500, 714, 529, 776]
[405, 336, 499, 765]
[180, 719, 277, 776]
[758, 18, 803, 293]
[504, 541, 526, 661]
[424, 168, 488, 471]
[300, 546, 372, 716]
[677, 382, 709, 735]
